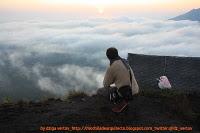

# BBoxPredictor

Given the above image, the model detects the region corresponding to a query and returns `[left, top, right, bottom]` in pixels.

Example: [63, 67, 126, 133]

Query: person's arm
[103, 67, 114, 88]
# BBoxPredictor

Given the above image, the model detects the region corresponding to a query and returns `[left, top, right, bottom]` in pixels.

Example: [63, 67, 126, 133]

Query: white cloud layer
[0, 17, 200, 100]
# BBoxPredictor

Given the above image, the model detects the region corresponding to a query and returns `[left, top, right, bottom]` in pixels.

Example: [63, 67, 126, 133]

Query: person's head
[106, 47, 119, 60]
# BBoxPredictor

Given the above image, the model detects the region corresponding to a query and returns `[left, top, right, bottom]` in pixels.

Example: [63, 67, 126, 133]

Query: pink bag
[158, 76, 172, 89]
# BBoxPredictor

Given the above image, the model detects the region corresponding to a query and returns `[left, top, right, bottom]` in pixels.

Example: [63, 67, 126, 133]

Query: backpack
[158, 76, 172, 89]
[120, 58, 133, 87]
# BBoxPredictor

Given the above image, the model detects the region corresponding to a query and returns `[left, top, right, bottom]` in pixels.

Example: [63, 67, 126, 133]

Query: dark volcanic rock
[128, 53, 200, 91]
[0, 89, 199, 133]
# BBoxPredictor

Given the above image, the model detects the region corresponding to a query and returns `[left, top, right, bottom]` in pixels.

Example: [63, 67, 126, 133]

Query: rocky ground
[0, 88, 200, 133]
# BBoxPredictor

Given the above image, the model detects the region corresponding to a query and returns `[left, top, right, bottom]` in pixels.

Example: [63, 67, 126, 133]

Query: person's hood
[109, 56, 121, 66]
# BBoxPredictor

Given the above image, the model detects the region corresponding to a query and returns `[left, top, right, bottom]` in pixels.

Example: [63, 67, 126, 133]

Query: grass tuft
[64, 90, 88, 101]
[2, 96, 12, 104]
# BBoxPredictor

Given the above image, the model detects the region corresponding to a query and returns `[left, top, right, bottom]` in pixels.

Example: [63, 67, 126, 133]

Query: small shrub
[3, 96, 12, 104]
[63, 90, 88, 101]
[140, 89, 185, 99]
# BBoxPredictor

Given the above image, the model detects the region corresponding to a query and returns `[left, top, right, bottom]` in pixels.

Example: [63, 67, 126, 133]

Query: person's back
[103, 47, 139, 113]
[104, 59, 139, 95]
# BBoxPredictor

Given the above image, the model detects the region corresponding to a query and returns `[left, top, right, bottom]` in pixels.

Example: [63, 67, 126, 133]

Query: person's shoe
[112, 100, 128, 113]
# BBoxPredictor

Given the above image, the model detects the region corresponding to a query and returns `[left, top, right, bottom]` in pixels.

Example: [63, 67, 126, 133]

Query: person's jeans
[109, 86, 133, 103]
[118, 85, 133, 101]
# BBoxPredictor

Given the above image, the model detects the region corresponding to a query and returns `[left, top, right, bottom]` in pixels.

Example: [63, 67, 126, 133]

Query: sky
[1, 0, 200, 19]
[0, 0, 200, 101]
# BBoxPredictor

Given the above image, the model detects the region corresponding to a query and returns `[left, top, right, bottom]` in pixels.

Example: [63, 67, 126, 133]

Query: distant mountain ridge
[170, 8, 200, 21]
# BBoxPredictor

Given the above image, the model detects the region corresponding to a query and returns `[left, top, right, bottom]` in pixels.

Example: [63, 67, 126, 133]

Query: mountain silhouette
[170, 8, 200, 21]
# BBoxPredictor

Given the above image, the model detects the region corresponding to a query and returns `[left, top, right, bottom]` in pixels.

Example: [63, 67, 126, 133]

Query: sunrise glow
[0, 0, 200, 17]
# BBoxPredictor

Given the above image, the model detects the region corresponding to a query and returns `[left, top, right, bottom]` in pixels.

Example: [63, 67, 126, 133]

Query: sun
[97, 7, 104, 14]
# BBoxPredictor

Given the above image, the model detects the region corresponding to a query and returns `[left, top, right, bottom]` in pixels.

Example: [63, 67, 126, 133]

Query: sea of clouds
[0, 17, 200, 101]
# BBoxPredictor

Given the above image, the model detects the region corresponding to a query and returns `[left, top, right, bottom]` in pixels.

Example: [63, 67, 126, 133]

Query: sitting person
[103, 47, 139, 112]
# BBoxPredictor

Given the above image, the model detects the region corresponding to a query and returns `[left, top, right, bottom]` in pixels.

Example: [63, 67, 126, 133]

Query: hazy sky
[1, 0, 200, 19]
[1, 0, 200, 100]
